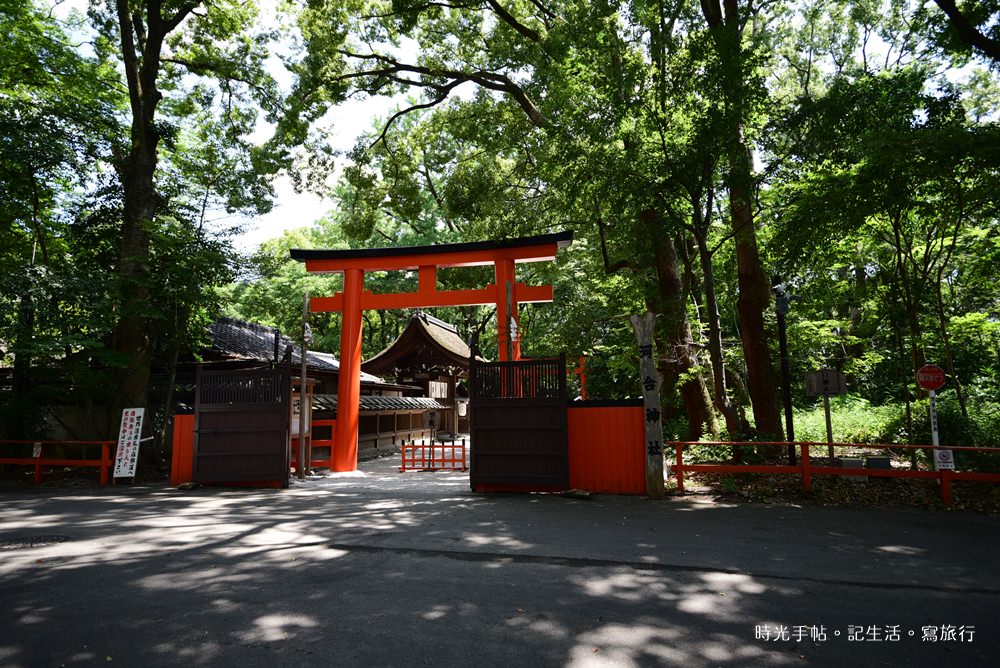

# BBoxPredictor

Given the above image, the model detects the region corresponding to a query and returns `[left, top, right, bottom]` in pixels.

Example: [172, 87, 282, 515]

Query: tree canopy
[1, 0, 998, 457]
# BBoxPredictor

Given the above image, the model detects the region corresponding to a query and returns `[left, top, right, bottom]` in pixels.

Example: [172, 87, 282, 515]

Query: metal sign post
[916, 365, 950, 471]
[928, 389, 953, 470]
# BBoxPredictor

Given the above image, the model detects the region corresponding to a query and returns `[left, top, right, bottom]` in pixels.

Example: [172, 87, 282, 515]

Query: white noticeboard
[113, 407, 144, 478]
[291, 392, 311, 436]
[935, 448, 955, 470]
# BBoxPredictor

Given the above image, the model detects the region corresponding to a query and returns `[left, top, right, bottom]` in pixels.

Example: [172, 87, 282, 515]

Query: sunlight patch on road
[875, 544, 925, 556]
[700, 572, 768, 595]
[239, 613, 318, 642]
[572, 570, 674, 603]
[462, 533, 535, 550]
[567, 622, 685, 666]
[504, 614, 569, 640]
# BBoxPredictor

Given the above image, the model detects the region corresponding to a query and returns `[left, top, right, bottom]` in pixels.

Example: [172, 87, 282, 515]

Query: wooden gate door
[469, 355, 568, 491]
[193, 366, 290, 487]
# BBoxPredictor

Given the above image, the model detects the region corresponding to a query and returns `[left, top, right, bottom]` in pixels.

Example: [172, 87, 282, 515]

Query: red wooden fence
[1, 439, 115, 485]
[400, 439, 468, 471]
[291, 419, 336, 471]
[671, 441, 1000, 506]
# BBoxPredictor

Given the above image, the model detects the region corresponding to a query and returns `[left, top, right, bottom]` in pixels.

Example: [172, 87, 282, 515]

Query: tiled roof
[312, 394, 448, 412]
[304, 351, 384, 384]
[208, 317, 290, 362]
[207, 317, 384, 385]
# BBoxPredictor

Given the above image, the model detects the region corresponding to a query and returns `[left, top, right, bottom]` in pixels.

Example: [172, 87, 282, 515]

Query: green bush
[793, 395, 900, 444]
[877, 395, 1000, 471]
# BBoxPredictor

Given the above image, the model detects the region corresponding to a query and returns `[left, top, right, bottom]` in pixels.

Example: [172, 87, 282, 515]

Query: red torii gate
[290, 231, 573, 472]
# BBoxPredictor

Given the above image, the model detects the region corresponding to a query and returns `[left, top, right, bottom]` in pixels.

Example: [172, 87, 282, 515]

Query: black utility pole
[774, 283, 799, 466]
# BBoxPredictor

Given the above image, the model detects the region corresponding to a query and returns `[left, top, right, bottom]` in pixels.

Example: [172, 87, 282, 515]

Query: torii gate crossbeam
[290, 231, 573, 472]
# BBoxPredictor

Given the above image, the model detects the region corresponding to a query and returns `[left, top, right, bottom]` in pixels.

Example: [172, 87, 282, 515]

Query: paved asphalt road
[1, 456, 997, 667]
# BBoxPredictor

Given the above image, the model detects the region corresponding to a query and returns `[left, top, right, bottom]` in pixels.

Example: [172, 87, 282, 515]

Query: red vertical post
[800, 443, 811, 493]
[418, 265, 436, 292]
[333, 268, 364, 472]
[940, 469, 953, 507]
[674, 443, 685, 492]
[100, 442, 111, 486]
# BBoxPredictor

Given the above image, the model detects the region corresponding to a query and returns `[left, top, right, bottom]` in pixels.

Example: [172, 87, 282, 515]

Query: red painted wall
[170, 414, 195, 486]
[568, 403, 645, 494]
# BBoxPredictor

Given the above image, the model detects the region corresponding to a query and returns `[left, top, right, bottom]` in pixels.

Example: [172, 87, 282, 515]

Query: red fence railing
[291, 419, 336, 472]
[0, 440, 116, 485]
[400, 439, 468, 471]
[671, 441, 1000, 506]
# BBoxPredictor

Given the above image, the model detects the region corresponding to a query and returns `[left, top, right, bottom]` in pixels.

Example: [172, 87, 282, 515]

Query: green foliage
[0, 0, 303, 439]
[6, 0, 999, 465]
[790, 393, 1000, 473]
[793, 395, 902, 444]
[878, 395, 1000, 448]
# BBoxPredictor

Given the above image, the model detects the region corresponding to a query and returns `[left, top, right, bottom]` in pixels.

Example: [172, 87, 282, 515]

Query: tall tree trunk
[646, 210, 717, 438]
[694, 230, 744, 434]
[889, 214, 926, 388]
[845, 258, 867, 360]
[11, 290, 34, 438]
[114, 1, 198, 417]
[701, 0, 783, 438]
[117, 145, 158, 413]
[932, 209, 968, 417]
[889, 292, 914, 447]
[935, 280, 968, 418]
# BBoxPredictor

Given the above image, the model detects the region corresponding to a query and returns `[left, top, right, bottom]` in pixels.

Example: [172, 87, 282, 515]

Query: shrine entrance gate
[291, 232, 573, 472]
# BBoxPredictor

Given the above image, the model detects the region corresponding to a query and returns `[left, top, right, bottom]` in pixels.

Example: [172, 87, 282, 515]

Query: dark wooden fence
[469, 355, 569, 491]
[193, 366, 290, 487]
[471, 356, 566, 399]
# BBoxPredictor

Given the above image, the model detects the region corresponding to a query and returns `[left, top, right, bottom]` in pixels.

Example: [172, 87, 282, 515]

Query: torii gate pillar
[292, 231, 573, 472]
[334, 268, 365, 471]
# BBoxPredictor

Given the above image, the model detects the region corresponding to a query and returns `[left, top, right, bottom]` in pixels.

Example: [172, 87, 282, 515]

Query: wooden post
[495, 258, 519, 361]
[800, 443, 811, 493]
[297, 292, 309, 480]
[100, 442, 111, 486]
[34, 442, 43, 484]
[630, 312, 665, 499]
[823, 392, 834, 461]
[674, 443, 684, 492]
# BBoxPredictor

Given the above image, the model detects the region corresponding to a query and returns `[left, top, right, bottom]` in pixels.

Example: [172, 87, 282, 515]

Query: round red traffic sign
[917, 364, 946, 391]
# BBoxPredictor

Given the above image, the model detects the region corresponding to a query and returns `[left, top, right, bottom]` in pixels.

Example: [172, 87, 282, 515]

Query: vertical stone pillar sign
[630, 312, 666, 499]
